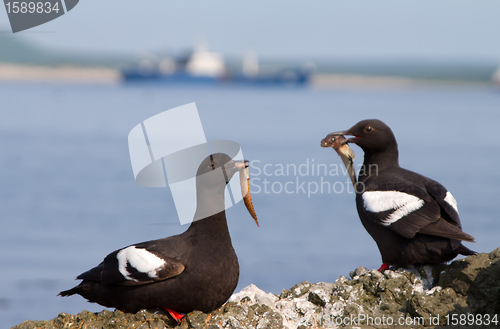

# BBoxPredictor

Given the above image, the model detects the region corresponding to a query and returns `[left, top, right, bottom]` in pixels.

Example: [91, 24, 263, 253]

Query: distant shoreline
[0, 62, 493, 87]
[0, 63, 121, 84]
[311, 73, 492, 88]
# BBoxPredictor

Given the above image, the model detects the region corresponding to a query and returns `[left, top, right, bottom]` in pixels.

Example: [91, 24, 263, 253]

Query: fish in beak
[321, 134, 357, 188]
[234, 160, 259, 227]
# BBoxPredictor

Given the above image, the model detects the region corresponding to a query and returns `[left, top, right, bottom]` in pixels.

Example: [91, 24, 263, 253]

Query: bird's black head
[325, 119, 398, 153]
[194, 153, 258, 226]
[196, 153, 247, 186]
[324, 119, 399, 170]
[345, 119, 397, 152]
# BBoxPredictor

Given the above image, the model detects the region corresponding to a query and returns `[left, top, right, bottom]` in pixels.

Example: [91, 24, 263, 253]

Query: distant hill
[0, 34, 57, 65]
[0, 34, 134, 67]
[1, 34, 497, 82]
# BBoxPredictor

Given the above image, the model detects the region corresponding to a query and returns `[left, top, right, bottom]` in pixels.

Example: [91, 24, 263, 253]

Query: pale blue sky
[1, 0, 500, 61]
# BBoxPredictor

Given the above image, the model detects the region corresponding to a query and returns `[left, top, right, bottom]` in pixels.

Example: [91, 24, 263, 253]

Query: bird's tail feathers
[455, 244, 477, 256]
[58, 287, 79, 297]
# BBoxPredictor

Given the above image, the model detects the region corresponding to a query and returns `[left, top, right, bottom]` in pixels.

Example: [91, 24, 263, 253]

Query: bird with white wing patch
[322, 119, 475, 271]
[59, 153, 259, 322]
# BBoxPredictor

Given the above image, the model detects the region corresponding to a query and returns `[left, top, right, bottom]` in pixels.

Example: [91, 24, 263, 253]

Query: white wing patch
[363, 190, 425, 226]
[117, 246, 165, 281]
[444, 191, 459, 214]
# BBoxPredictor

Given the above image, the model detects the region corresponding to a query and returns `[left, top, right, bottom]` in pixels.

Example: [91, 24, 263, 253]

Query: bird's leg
[378, 263, 390, 272]
[163, 308, 185, 323]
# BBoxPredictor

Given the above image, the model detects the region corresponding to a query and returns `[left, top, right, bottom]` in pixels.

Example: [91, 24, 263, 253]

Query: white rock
[426, 286, 442, 295]
[229, 284, 278, 308]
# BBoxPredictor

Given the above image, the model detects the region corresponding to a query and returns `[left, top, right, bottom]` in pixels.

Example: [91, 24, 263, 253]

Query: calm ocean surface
[1, 82, 499, 328]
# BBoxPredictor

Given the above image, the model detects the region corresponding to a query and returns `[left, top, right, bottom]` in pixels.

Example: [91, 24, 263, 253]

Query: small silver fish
[321, 134, 357, 188]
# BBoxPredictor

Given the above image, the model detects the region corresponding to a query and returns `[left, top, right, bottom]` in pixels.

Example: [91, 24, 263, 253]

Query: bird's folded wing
[425, 180, 462, 228]
[360, 186, 441, 239]
[421, 181, 474, 242]
[78, 243, 185, 286]
[417, 219, 475, 242]
[360, 184, 474, 242]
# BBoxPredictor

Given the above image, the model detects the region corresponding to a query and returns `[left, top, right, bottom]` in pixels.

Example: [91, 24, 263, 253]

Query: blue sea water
[1, 82, 499, 328]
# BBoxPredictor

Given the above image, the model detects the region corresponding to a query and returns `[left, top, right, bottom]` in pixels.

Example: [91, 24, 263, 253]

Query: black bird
[322, 119, 475, 270]
[59, 153, 259, 321]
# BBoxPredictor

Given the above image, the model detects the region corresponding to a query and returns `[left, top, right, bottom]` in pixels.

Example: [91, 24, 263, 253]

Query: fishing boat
[122, 47, 310, 86]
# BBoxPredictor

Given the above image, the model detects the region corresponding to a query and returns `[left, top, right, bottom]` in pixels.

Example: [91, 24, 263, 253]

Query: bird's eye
[365, 126, 373, 133]
[208, 162, 215, 169]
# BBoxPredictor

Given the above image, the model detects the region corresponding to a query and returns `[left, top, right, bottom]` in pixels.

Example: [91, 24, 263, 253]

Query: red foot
[378, 263, 390, 272]
[163, 308, 185, 323]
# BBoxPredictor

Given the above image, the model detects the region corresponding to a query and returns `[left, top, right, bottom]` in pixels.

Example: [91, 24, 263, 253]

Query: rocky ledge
[14, 247, 500, 329]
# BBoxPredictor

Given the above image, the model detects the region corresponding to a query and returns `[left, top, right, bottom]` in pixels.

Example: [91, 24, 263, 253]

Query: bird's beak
[234, 160, 259, 227]
[223, 160, 249, 176]
[320, 130, 358, 147]
[233, 160, 248, 171]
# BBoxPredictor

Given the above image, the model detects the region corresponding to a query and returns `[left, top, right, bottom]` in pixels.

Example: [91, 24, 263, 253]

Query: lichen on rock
[13, 247, 500, 329]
